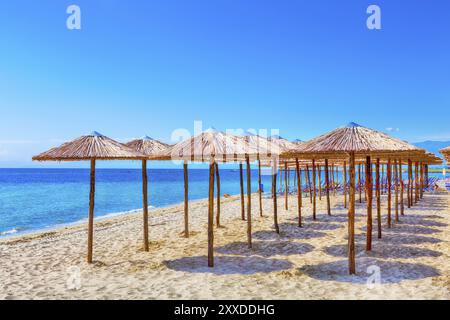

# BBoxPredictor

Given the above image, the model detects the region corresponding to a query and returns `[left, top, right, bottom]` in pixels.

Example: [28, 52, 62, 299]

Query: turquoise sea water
[0, 168, 446, 237]
[0, 168, 273, 236]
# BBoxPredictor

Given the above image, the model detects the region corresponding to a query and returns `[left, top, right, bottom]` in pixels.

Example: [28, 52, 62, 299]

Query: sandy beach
[1, 190, 449, 300]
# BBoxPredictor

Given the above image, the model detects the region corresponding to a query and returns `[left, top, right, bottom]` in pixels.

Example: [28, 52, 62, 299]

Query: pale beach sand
[0, 190, 449, 300]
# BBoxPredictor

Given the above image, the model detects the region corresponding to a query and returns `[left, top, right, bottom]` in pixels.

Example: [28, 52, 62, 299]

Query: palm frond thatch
[32, 131, 146, 161]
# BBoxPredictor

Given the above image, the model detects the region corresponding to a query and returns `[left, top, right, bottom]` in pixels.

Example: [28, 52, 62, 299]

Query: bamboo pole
[215, 162, 221, 227]
[295, 158, 302, 227]
[394, 159, 399, 223]
[207, 161, 215, 267]
[325, 159, 331, 216]
[239, 163, 245, 220]
[273, 163, 279, 234]
[387, 159, 392, 228]
[183, 161, 189, 237]
[366, 156, 373, 251]
[258, 159, 263, 217]
[142, 160, 149, 251]
[312, 159, 317, 219]
[376, 159, 381, 239]
[343, 161, 347, 209]
[87, 159, 95, 264]
[246, 156, 252, 248]
[306, 165, 312, 204]
[348, 152, 356, 275]
[284, 162, 288, 210]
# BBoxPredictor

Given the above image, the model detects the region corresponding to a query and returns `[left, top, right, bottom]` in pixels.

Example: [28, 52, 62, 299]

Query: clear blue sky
[0, 0, 449, 168]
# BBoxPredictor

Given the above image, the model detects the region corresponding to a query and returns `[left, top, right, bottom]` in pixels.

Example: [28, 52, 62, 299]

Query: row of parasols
[33, 123, 449, 274]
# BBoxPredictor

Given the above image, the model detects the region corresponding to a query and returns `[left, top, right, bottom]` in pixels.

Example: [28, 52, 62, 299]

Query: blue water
[0, 168, 446, 237]
[0, 168, 274, 236]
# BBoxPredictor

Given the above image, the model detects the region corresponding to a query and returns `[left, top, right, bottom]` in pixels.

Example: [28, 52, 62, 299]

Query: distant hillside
[413, 141, 450, 157]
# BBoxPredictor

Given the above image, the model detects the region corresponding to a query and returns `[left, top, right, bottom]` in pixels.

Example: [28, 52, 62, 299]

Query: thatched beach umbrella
[282, 122, 425, 274]
[125, 136, 170, 246]
[157, 128, 270, 267]
[440, 146, 450, 162]
[240, 131, 281, 218]
[33, 132, 146, 263]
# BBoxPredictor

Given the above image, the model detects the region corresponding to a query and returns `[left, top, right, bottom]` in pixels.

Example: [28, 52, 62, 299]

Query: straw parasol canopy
[440, 146, 450, 162]
[125, 136, 170, 158]
[157, 128, 273, 162]
[268, 135, 299, 153]
[33, 131, 145, 161]
[33, 131, 146, 263]
[283, 122, 424, 159]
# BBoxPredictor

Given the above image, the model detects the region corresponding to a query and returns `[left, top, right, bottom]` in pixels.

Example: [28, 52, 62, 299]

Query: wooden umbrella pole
[183, 161, 189, 238]
[366, 156, 373, 251]
[414, 162, 419, 203]
[295, 158, 302, 227]
[239, 163, 245, 220]
[376, 159, 381, 239]
[409, 159, 414, 207]
[306, 165, 313, 204]
[215, 162, 221, 227]
[420, 162, 424, 199]
[331, 165, 335, 196]
[312, 159, 317, 219]
[142, 160, 149, 251]
[358, 164, 362, 203]
[273, 163, 279, 234]
[348, 152, 356, 275]
[246, 156, 252, 248]
[387, 159, 392, 228]
[258, 159, 263, 217]
[363, 165, 367, 202]
[407, 159, 412, 208]
[318, 165, 322, 200]
[325, 159, 331, 216]
[288, 168, 290, 190]
[279, 167, 283, 190]
[87, 159, 96, 264]
[284, 162, 288, 210]
[394, 159, 399, 223]
[399, 161, 404, 216]
[207, 160, 215, 267]
[381, 165, 385, 195]
[425, 164, 429, 188]
[343, 161, 347, 209]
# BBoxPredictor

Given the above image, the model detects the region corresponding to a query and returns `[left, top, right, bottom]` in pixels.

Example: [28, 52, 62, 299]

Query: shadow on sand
[299, 257, 440, 283]
[164, 255, 293, 275]
[323, 243, 442, 259]
[215, 241, 314, 257]
[253, 225, 326, 241]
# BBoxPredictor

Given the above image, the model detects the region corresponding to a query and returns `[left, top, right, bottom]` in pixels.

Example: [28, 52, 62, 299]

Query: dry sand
[1, 190, 449, 300]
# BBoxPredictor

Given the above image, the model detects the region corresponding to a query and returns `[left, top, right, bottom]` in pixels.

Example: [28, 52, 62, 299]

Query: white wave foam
[0, 228, 19, 236]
